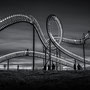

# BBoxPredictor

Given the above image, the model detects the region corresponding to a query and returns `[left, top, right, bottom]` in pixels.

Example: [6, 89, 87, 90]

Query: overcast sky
[0, 0, 90, 64]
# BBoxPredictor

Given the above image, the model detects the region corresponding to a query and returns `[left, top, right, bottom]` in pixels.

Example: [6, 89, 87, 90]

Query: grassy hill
[0, 70, 90, 89]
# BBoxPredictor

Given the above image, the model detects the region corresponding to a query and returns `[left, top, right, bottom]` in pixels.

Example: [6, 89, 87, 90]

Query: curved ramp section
[0, 51, 73, 68]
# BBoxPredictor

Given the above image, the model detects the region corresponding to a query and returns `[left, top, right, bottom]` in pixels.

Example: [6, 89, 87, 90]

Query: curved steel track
[0, 50, 73, 68]
[0, 14, 89, 68]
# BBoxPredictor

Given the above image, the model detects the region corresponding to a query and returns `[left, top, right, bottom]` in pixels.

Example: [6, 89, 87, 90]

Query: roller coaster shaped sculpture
[0, 14, 89, 70]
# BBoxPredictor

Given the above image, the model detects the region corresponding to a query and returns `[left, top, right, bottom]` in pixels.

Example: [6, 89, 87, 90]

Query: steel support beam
[83, 41, 85, 70]
[45, 47, 47, 66]
[7, 59, 9, 70]
[33, 26, 35, 71]
[59, 50, 61, 70]
[56, 48, 58, 70]
[82, 33, 86, 70]
[74, 59, 76, 70]
[49, 39, 51, 70]
[43, 47, 45, 66]
[43, 47, 47, 70]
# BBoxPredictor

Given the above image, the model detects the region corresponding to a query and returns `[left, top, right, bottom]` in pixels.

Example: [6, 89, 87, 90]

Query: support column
[33, 26, 35, 71]
[43, 47, 45, 66]
[45, 47, 47, 66]
[56, 48, 58, 70]
[7, 59, 9, 70]
[74, 59, 76, 70]
[49, 39, 51, 70]
[83, 40, 85, 70]
[59, 50, 61, 71]
[83, 33, 86, 70]
[44, 47, 47, 70]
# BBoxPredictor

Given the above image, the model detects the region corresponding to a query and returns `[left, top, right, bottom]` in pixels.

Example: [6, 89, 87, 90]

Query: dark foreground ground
[0, 70, 90, 89]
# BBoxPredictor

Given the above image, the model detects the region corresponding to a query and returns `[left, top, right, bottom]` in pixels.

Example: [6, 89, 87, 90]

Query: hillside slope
[0, 70, 90, 89]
